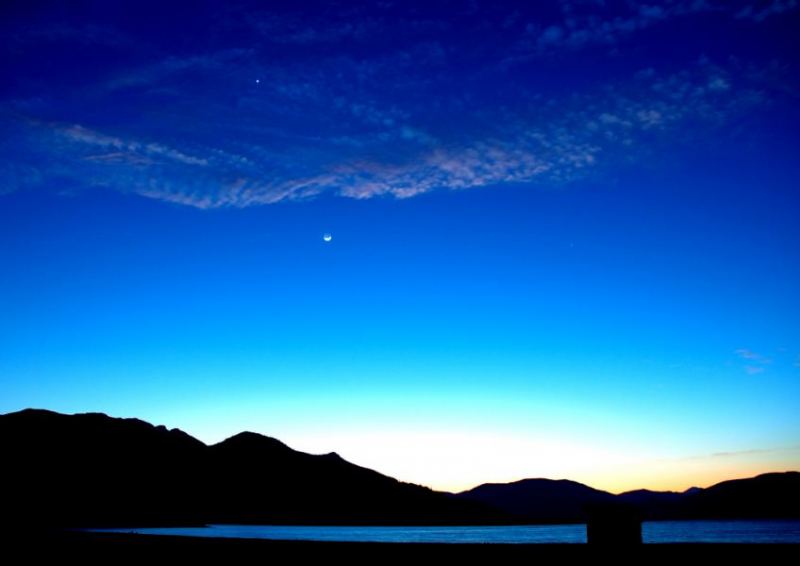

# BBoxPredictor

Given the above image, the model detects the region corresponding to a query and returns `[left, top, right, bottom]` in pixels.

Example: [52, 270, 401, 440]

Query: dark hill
[458, 474, 800, 523]
[683, 472, 800, 519]
[205, 428, 497, 525]
[0, 409, 505, 528]
[616, 489, 689, 520]
[2, 409, 798, 528]
[456, 478, 616, 523]
[613, 474, 800, 520]
[1, 408, 208, 527]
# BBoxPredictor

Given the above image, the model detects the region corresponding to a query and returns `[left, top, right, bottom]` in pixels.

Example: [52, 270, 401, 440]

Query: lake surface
[92, 520, 800, 544]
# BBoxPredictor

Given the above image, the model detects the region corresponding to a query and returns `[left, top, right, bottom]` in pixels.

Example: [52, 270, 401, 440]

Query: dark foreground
[8, 531, 798, 563]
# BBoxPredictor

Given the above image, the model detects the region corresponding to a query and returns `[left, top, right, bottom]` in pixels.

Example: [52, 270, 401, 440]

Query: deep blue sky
[1, 0, 799, 492]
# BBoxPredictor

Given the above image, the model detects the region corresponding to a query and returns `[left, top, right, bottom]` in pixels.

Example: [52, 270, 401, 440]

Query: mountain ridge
[1, 408, 797, 527]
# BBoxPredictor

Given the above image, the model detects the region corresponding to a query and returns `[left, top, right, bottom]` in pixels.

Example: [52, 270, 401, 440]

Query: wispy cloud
[6, 21, 140, 50]
[521, 2, 680, 54]
[735, 348, 772, 375]
[0, 1, 794, 209]
[4, 58, 769, 209]
[56, 124, 209, 167]
[674, 443, 800, 461]
[512, 0, 798, 59]
[710, 444, 800, 458]
[736, 0, 799, 22]
[102, 49, 255, 92]
[735, 348, 769, 362]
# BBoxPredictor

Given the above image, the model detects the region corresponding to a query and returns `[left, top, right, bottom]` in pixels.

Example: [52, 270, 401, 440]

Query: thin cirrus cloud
[0, 0, 794, 209]
[735, 348, 772, 375]
[710, 445, 800, 458]
[735, 0, 799, 21]
[735, 348, 770, 362]
[507, 0, 798, 63]
[6, 59, 766, 209]
[57, 124, 208, 167]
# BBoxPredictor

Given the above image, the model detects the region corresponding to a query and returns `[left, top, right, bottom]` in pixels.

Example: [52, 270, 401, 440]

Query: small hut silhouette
[585, 501, 642, 545]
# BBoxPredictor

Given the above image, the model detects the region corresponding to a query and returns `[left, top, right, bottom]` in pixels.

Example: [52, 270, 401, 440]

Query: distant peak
[9, 408, 63, 417]
[510, 477, 590, 488]
[620, 488, 681, 496]
[215, 431, 292, 451]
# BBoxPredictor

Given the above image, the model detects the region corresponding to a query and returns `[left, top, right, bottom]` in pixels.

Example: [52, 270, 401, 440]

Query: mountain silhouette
[456, 478, 617, 523]
[683, 472, 800, 519]
[1, 409, 798, 528]
[615, 489, 689, 520]
[0, 409, 504, 528]
[454, 474, 800, 522]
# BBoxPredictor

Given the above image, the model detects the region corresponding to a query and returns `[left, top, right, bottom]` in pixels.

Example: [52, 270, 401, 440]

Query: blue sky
[1, 0, 799, 492]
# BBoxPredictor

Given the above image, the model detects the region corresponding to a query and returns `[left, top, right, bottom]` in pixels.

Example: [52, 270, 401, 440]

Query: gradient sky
[1, 0, 799, 494]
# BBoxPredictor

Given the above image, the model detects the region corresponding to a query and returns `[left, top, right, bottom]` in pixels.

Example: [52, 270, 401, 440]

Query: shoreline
[6, 531, 797, 561]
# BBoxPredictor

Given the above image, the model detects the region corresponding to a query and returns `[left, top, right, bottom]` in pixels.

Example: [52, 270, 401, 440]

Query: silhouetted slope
[0, 409, 504, 528]
[459, 473, 800, 522]
[614, 474, 800, 520]
[616, 489, 689, 520]
[2, 409, 798, 528]
[456, 479, 616, 523]
[205, 428, 502, 524]
[683, 472, 800, 519]
[1, 408, 209, 527]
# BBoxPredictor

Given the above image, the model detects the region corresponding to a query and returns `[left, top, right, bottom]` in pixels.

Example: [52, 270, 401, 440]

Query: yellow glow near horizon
[283, 429, 800, 494]
[150, 405, 800, 494]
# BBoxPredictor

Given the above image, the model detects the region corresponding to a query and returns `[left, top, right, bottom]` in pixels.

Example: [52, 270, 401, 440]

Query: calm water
[92, 520, 800, 544]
